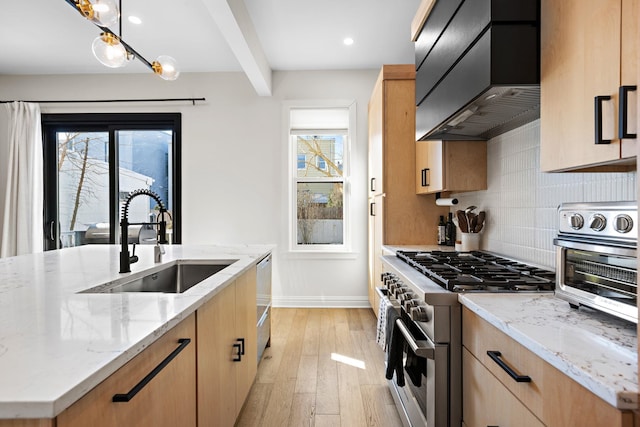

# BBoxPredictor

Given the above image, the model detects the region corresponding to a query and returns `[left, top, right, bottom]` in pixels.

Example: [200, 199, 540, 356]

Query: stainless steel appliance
[380, 250, 555, 427]
[256, 254, 272, 362]
[554, 201, 637, 323]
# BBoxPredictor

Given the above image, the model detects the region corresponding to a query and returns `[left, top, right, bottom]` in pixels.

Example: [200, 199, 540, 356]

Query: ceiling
[0, 0, 420, 95]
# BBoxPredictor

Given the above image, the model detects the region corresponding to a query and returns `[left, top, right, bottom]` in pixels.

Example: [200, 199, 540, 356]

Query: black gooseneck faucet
[120, 189, 168, 273]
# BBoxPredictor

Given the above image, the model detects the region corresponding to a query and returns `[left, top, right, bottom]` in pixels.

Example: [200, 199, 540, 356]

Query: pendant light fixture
[65, 0, 180, 80]
[91, 32, 127, 68]
[76, 0, 119, 27]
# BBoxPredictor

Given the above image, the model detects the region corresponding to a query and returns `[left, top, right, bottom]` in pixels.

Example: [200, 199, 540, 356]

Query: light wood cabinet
[197, 269, 257, 427]
[234, 267, 258, 413]
[540, 0, 638, 172]
[56, 314, 197, 427]
[367, 65, 450, 316]
[462, 308, 635, 427]
[463, 349, 544, 427]
[415, 140, 487, 195]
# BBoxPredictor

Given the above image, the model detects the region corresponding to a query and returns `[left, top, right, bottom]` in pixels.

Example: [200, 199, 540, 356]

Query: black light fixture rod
[0, 98, 206, 104]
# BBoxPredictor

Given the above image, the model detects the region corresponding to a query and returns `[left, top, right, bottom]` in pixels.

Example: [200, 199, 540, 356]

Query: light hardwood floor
[236, 308, 403, 427]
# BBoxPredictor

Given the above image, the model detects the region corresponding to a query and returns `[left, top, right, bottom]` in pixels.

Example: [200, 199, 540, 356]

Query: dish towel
[405, 344, 427, 387]
[385, 313, 405, 387]
[375, 297, 389, 349]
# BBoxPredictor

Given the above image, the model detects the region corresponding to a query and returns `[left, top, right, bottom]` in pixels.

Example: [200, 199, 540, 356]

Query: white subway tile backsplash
[452, 119, 637, 269]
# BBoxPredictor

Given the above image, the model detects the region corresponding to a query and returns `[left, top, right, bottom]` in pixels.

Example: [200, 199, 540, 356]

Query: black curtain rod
[0, 98, 206, 105]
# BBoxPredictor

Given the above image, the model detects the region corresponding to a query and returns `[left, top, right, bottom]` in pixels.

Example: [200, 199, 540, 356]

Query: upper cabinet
[540, 0, 638, 172]
[415, 140, 487, 195]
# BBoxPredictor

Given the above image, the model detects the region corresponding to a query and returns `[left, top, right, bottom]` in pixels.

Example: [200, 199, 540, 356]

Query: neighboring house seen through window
[41, 113, 181, 250]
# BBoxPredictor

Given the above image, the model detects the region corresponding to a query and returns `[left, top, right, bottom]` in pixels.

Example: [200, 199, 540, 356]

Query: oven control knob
[614, 214, 633, 233]
[568, 213, 584, 230]
[589, 214, 607, 231]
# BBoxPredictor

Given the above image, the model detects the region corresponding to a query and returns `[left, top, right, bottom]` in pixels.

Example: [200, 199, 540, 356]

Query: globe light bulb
[77, 0, 119, 28]
[92, 33, 127, 68]
[152, 55, 180, 81]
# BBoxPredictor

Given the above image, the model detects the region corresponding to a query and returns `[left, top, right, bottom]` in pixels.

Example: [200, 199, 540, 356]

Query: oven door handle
[395, 319, 435, 359]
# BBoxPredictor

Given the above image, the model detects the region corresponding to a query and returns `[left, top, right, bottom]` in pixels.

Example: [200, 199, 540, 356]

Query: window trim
[284, 100, 356, 254]
[41, 113, 182, 248]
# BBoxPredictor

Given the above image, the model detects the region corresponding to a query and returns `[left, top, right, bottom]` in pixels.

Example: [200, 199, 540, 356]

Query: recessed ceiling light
[343, 37, 354, 46]
[128, 15, 142, 25]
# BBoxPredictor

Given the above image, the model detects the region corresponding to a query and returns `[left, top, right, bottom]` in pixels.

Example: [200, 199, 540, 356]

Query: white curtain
[0, 102, 43, 257]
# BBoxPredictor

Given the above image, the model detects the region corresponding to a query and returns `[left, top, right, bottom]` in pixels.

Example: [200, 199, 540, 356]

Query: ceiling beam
[201, 0, 272, 96]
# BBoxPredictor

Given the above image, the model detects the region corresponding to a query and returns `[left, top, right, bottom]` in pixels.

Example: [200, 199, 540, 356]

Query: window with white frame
[288, 105, 353, 251]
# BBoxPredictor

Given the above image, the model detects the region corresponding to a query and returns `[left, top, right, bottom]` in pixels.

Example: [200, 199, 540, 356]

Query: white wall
[452, 119, 637, 268]
[0, 70, 379, 307]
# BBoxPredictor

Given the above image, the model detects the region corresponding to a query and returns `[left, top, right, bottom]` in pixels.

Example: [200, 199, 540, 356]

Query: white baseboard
[273, 295, 371, 308]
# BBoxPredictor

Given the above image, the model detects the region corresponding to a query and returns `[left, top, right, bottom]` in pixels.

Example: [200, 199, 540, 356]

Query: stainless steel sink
[82, 261, 235, 294]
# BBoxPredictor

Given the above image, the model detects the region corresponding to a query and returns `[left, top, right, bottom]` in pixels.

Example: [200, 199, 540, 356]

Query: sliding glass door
[42, 114, 181, 251]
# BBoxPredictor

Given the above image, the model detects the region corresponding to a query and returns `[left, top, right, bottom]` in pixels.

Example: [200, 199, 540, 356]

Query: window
[297, 154, 306, 169]
[287, 104, 354, 251]
[42, 113, 181, 250]
[316, 155, 327, 171]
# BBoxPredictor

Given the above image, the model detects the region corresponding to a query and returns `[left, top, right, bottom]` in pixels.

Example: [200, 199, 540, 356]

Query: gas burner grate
[396, 250, 555, 292]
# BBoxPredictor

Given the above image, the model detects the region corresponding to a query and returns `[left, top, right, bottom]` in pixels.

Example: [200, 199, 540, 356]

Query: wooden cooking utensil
[456, 210, 468, 233]
[474, 211, 486, 233]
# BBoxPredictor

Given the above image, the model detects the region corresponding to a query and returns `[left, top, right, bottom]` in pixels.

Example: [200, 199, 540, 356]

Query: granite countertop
[459, 293, 638, 410]
[0, 244, 273, 419]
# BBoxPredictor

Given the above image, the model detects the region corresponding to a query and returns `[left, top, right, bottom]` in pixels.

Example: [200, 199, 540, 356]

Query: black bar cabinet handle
[370, 202, 375, 217]
[237, 338, 245, 355]
[594, 95, 612, 144]
[112, 338, 191, 402]
[421, 168, 430, 187]
[487, 351, 531, 383]
[233, 342, 242, 362]
[370, 177, 376, 192]
[619, 85, 637, 139]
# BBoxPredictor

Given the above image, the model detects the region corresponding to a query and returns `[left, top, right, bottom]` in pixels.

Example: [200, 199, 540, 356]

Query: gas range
[396, 250, 555, 293]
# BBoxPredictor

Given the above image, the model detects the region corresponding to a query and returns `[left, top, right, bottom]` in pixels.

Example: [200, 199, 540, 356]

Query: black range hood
[414, 0, 540, 141]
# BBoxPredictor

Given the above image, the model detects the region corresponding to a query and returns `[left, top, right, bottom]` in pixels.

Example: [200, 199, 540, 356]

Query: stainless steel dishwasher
[256, 254, 272, 362]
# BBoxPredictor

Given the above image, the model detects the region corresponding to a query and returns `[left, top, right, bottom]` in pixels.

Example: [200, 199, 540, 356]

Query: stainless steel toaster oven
[554, 201, 637, 323]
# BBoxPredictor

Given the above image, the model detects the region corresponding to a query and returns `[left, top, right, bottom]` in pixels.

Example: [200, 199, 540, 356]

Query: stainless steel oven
[554, 201, 637, 323]
[379, 248, 555, 426]
[378, 257, 461, 427]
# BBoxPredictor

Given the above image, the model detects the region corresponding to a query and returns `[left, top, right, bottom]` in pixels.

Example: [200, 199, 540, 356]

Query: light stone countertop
[459, 293, 638, 410]
[0, 244, 273, 419]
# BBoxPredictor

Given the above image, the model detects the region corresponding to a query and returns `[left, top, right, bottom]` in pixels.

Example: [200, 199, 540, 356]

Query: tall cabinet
[367, 65, 449, 317]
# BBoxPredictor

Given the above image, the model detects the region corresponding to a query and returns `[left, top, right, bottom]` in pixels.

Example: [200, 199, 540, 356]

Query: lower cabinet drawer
[463, 308, 544, 414]
[462, 307, 635, 427]
[463, 348, 544, 427]
[57, 314, 197, 427]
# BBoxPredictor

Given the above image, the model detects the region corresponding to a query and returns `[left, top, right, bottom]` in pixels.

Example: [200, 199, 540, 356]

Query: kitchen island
[0, 244, 273, 420]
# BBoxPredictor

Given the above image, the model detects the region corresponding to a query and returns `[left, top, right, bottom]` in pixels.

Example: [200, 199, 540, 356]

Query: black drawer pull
[233, 342, 242, 362]
[370, 202, 375, 216]
[370, 177, 376, 192]
[113, 338, 191, 402]
[487, 350, 531, 383]
[238, 337, 245, 355]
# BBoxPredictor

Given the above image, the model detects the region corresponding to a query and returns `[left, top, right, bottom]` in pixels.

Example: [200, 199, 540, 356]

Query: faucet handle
[130, 243, 139, 264]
